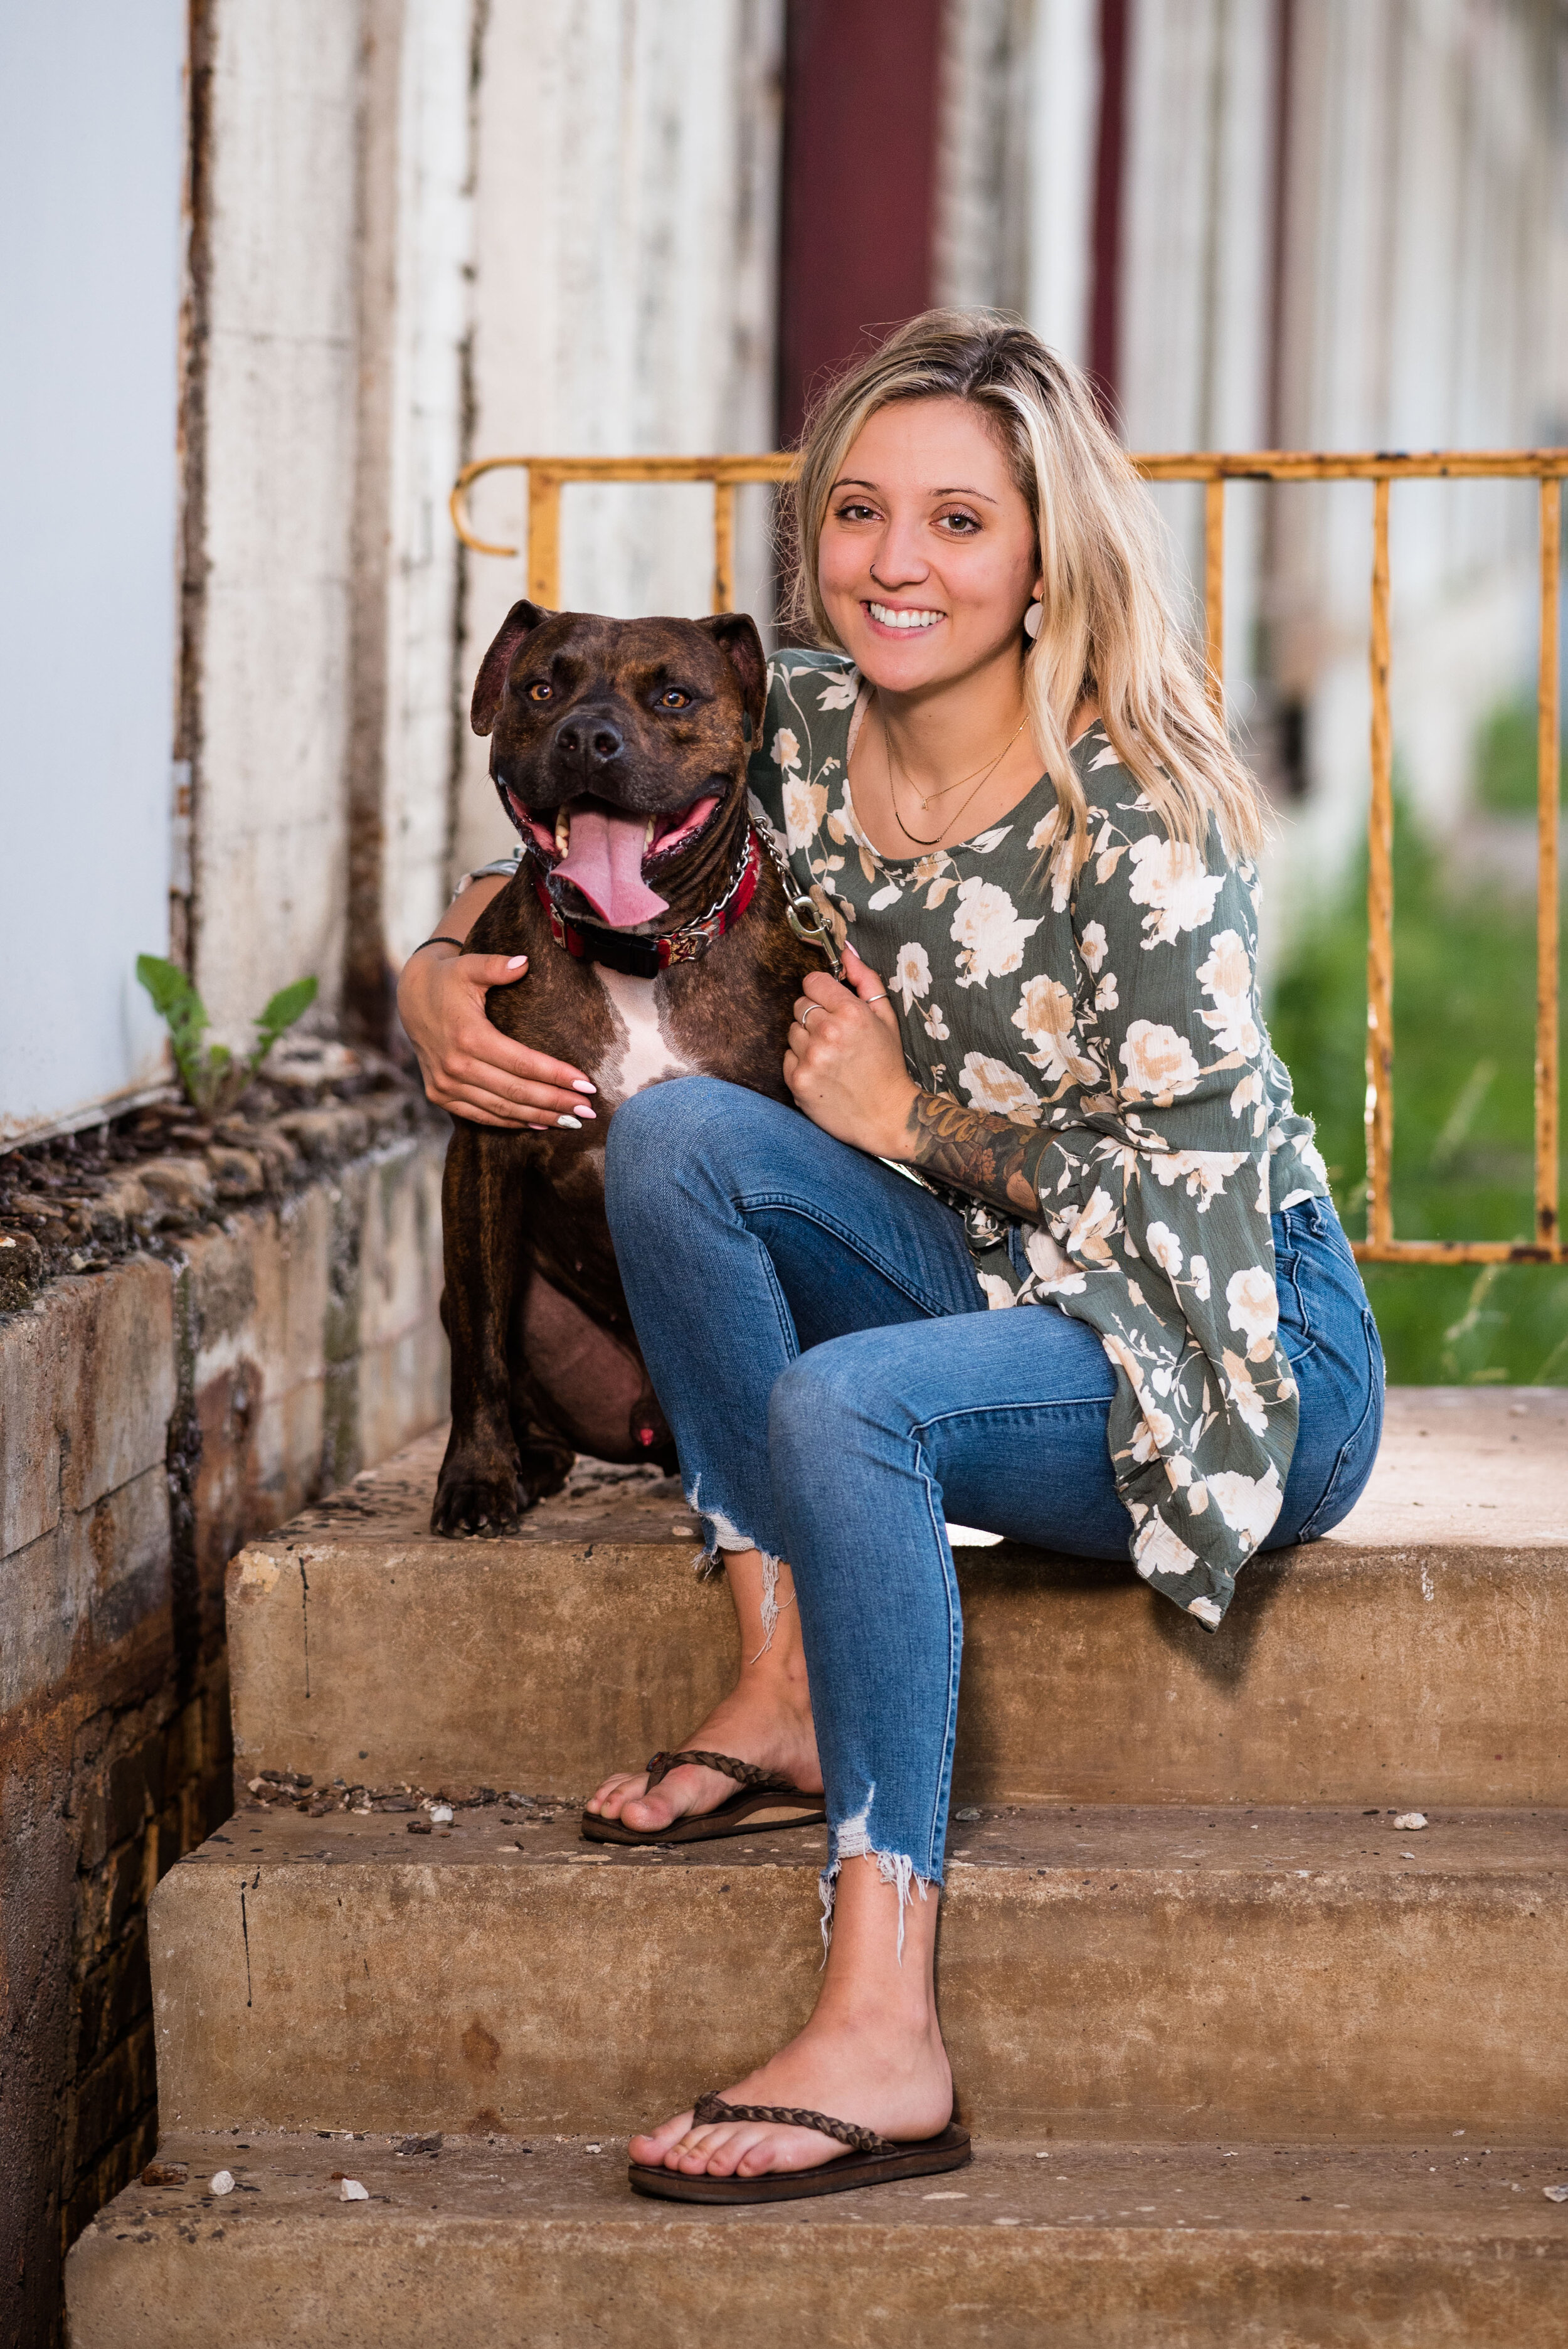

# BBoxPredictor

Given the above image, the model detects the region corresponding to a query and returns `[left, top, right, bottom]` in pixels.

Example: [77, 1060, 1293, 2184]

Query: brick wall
[0, 1102, 447, 2349]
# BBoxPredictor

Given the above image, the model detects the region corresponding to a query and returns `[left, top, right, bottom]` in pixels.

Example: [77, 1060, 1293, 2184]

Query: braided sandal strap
[644, 1749, 796, 1795]
[691, 2092, 895, 2157]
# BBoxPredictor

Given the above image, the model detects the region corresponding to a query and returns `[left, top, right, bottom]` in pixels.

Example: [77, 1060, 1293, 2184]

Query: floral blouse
[749, 650, 1330, 1631]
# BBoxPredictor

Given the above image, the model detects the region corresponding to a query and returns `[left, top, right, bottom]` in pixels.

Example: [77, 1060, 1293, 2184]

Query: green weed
[1266, 805, 1566, 1384]
[1471, 696, 1564, 816]
[136, 956, 318, 1121]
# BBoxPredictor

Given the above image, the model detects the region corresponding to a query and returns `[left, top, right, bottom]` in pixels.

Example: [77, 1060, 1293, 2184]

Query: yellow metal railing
[451, 448, 1568, 1267]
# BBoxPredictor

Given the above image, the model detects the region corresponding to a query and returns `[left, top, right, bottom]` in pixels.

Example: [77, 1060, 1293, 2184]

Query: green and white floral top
[750, 650, 1330, 1631]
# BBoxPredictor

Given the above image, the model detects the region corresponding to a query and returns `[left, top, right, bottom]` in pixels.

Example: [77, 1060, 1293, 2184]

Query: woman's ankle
[819, 1852, 941, 2011]
[817, 1914, 941, 2028]
[720, 1547, 805, 1665]
[734, 1636, 810, 1697]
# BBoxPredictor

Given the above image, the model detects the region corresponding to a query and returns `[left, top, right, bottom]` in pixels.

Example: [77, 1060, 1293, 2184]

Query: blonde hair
[785, 308, 1265, 866]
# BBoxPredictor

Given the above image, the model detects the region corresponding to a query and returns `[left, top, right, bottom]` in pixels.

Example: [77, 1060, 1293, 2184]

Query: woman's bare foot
[583, 1550, 822, 1834]
[629, 1854, 951, 2179]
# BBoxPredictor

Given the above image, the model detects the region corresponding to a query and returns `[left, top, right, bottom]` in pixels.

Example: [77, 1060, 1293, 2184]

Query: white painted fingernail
[507, 955, 527, 969]
[556, 1113, 582, 1130]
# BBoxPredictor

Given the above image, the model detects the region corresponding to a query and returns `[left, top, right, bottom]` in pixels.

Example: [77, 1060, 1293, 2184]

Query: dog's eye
[657, 688, 691, 709]
[527, 681, 553, 702]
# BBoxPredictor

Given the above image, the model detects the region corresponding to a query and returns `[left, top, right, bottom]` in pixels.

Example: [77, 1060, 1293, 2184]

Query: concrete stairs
[67, 1389, 1568, 2345]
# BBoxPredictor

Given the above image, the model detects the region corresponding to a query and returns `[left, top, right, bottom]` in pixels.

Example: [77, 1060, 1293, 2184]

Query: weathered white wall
[452, 0, 786, 883]
[935, 0, 1034, 315]
[933, 0, 1099, 366]
[1024, 0, 1101, 367]
[1119, 0, 1277, 726]
[194, 0, 364, 1042]
[378, 0, 477, 967]
[193, 0, 477, 1020]
[0, 1, 185, 1145]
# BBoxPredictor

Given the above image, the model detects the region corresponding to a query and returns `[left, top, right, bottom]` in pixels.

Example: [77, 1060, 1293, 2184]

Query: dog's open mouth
[506, 790, 721, 926]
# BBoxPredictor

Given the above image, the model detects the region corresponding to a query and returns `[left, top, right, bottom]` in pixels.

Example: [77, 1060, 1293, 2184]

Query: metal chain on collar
[548, 820, 756, 946]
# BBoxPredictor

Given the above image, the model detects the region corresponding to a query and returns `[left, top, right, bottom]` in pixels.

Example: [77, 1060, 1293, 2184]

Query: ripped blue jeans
[605, 1078, 1384, 1907]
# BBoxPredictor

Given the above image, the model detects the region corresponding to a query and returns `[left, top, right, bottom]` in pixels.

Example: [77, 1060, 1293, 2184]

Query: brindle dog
[432, 599, 827, 1537]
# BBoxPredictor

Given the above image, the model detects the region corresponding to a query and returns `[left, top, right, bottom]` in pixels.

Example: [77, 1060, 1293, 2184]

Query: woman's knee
[607, 1071, 728, 1160]
[605, 1074, 812, 1230]
[768, 1337, 901, 1473]
[604, 1075, 738, 1225]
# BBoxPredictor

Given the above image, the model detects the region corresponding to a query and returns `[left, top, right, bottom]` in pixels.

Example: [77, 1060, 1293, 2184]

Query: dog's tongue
[554, 806, 669, 926]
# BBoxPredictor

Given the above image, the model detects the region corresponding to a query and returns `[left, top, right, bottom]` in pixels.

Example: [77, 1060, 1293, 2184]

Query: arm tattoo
[902, 1091, 1054, 1221]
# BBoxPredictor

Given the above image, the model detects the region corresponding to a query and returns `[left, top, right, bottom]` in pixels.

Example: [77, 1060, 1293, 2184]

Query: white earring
[1024, 600, 1043, 640]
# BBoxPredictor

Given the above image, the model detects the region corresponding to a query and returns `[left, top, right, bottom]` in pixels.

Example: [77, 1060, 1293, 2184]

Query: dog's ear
[471, 600, 555, 736]
[697, 612, 767, 746]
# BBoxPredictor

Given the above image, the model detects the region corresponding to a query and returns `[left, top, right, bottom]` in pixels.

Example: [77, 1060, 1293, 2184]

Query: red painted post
[1088, 0, 1130, 428]
[776, 0, 945, 447]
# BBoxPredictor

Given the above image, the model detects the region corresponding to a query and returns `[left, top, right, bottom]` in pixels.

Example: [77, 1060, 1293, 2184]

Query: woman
[398, 312, 1384, 2198]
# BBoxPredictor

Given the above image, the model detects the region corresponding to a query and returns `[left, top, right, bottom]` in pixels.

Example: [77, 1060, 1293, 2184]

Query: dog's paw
[430, 1460, 528, 1539]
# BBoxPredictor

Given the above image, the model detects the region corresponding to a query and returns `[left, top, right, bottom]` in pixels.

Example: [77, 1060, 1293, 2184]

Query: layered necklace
[881, 700, 1029, 850]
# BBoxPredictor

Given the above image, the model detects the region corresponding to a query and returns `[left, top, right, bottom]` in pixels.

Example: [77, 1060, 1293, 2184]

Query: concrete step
[149, 1802, 1568, 2146]
[225, 1389, 1568, 1811]
[66, 2128, 1568, 2348]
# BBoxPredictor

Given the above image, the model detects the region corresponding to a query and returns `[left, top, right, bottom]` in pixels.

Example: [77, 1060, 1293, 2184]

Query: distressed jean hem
[685, 1474, 786, 1653]
[818, 1844, 936, 1966]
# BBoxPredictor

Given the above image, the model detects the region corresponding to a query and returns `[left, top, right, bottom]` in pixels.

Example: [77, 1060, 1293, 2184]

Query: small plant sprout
[135, 955, 318, 1120]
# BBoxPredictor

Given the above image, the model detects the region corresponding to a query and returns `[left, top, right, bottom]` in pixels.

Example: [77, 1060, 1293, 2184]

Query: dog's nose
[555, 711, 624, 767]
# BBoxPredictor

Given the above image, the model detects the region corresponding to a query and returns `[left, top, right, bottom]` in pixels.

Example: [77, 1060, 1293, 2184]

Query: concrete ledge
[226, 1392, 1568, 1809]
[149, 1804, 1568, 2143]
[66, 2131, 1568, 2349]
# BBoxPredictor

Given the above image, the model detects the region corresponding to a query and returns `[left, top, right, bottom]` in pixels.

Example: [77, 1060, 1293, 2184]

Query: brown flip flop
[579, 1749, 827, 1847]
[628, 2091, 972, 2203]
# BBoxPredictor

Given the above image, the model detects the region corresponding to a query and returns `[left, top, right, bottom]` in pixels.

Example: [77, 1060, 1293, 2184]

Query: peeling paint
[233, 1551, 282, 1598]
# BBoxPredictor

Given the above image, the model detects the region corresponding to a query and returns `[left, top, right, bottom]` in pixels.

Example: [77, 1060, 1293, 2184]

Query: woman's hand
[397, 938, 596, 1132]
[783, 944, 918, 1157]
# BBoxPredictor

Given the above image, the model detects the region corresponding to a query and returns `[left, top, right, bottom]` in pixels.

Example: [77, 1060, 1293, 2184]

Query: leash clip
[752, 810, 844, 978]
[785, 893, 842, 978]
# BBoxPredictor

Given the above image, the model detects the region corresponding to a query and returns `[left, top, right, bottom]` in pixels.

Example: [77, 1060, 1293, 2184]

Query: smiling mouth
[504, 788, 721, 927]
[866, 601, 944, 632]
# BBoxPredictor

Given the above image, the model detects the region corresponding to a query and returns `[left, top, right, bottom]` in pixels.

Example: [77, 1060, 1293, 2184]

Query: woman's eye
[527, 681, 553, 702]
[657, 687, 691, 709]
[938, 511, 981, 534]
[835, 501, 877, 523]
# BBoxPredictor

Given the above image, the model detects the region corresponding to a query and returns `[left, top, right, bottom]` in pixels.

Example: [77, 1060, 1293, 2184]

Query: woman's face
[817, 395, 1041, 694]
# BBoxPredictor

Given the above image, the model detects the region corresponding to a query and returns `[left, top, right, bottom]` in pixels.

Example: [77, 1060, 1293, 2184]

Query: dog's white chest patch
[593, 965, 695, 1104]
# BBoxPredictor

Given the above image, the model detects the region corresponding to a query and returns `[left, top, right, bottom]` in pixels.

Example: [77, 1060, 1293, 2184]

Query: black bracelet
[411, 935, 466, 955]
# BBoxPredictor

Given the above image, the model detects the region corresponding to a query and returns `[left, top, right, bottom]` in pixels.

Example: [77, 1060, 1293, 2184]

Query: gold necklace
[901, 718, 1029, 807]
[884, 709, 1028, 850]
